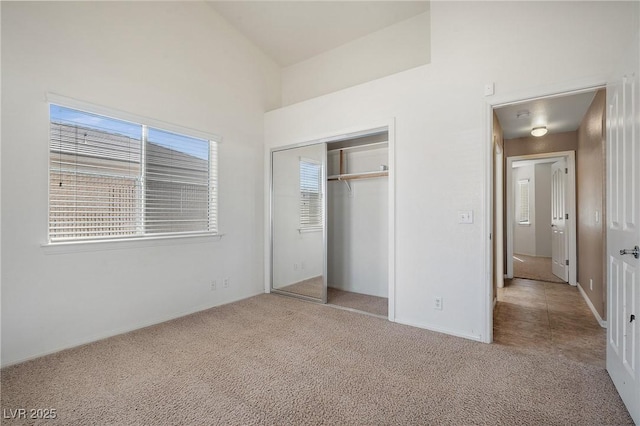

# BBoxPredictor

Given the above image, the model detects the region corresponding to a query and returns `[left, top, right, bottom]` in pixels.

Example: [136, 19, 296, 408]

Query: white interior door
[551, 159, 569, 282]
[606, 35, 640, 424]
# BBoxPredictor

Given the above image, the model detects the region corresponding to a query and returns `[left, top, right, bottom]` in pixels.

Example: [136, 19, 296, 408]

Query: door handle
[620, 245, 640, 259]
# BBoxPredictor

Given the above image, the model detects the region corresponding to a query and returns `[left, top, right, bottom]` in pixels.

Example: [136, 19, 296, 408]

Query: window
[49, 104, 217, 242]
[517, 179, 530, 224]
[299, 158, 322, 229]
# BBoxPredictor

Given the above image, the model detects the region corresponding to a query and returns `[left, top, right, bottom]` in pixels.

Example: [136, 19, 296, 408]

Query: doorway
[490, 87, 608, 366]
[506, 153, 576, 285]
[511, 156, 568, 283]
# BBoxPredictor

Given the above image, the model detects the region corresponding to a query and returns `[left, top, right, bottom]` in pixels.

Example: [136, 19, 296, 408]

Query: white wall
[513, 165, 536, 256]
[281, 12, 430, 107]
[1, 2, 280, 366]
[265, 1, 637, 341]
[535, 163, 553, 257]
[272, 145, 324, 288]
[327, 147, 388, 298]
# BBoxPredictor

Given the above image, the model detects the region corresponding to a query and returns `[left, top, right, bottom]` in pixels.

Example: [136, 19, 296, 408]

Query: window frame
[44, 94, 222, 248]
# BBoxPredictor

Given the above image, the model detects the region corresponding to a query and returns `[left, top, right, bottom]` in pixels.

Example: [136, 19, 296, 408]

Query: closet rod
[327, 170, 389, 181]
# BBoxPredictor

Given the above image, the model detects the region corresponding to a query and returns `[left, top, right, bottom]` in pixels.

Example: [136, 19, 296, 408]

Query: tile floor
[494, 278, 606, 367]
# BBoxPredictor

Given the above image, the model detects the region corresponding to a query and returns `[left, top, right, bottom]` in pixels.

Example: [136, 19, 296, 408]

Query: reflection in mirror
[272, 143, 325, 301]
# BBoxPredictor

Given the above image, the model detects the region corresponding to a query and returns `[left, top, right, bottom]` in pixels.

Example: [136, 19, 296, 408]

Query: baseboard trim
[576, 282, 607, 328]
[394, 318, 484, 343]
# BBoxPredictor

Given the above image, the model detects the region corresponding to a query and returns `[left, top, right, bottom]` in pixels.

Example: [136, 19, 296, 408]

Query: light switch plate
[458, 210, 474, 224]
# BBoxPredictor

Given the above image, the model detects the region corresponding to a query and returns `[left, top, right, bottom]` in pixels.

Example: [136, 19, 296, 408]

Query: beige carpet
[1, 294, 632, 425]
[513, 254, 565, 283]
[328, 287, 388, 317]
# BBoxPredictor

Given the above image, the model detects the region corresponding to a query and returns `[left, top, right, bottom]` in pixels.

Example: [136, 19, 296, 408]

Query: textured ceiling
[208, 1, 429, 67]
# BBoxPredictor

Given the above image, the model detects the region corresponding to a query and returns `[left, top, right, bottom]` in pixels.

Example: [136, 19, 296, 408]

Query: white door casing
[606, 34, 640, 424]
[551, 159, 569, 282]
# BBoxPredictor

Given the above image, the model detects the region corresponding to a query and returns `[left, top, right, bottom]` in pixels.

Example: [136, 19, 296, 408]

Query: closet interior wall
[327, 133, 389, 298]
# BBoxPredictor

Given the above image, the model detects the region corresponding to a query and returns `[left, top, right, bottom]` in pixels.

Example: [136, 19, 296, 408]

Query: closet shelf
[327, 141, 388, 153]
[328, 170, 389, 181]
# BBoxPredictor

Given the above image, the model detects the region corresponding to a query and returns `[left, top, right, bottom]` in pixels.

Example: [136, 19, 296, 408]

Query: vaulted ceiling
[208, 1, 429, 67]
[208, 1, 596, 135]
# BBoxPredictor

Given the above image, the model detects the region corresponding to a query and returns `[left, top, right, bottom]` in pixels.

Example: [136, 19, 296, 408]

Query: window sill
[41, 233, 224, 254]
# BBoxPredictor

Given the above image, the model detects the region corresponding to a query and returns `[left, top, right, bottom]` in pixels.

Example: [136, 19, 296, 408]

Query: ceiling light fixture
[531, 126, 548, 137]
[516, 110, 530, 119]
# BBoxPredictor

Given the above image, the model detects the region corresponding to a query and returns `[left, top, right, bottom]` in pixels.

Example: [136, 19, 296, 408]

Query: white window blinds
[299, 158, 322, 228]
[145, 128, 216, 235]
[517, 179, 530, 224]
[49, 104, 218, 242]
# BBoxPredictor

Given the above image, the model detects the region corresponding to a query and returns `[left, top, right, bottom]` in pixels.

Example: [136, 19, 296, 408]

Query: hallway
[494, 278, 605, 367]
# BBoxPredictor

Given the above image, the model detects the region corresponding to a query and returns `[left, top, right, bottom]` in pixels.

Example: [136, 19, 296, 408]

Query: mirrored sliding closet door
[271, 143, 327, 303]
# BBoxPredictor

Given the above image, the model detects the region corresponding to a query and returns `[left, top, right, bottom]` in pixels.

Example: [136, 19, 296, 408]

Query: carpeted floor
[1, 294, 632, 425]
[513, 254, 565, 283]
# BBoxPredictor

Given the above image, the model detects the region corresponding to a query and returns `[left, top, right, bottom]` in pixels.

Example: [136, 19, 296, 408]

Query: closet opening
[269, 123, 394, 319]
[326, 131, 389, 317]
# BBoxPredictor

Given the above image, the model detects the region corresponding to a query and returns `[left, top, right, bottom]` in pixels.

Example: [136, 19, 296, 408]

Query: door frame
[505, 152, 576, 285]
[266, 118, 396, 321]
[483, 77, 607, 343]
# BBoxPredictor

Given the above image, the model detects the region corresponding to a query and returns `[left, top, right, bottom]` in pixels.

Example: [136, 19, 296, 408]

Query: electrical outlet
[223, 278, 229, 288]
[210, 280, 217, 291]
[590, 278, 593, 291]
[293, 263, 298, 271]
[434, 297, 443, 310]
